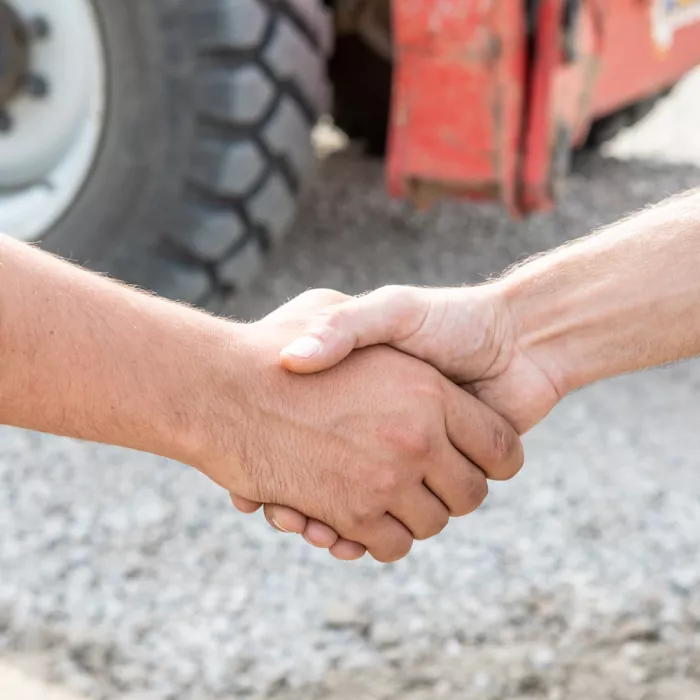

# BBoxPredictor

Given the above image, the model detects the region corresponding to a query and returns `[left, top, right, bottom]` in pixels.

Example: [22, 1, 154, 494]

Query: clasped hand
[225, 284, 558, 562]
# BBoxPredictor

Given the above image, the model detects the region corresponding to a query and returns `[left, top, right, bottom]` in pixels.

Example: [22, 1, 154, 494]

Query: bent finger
[330, 539, 367, 560]
[389, 485, 450, 540]
[441, 378, 524, 481]
[264, 504, 308, 534]
[230, 494, 263, 514]
[358, 513, 414, 564]
[424, 447, 489, 517]
[303, 519, 339, 548]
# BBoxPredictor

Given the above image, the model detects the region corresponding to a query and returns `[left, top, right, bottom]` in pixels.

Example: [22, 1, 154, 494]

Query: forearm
[0, 235, 249, 465]
[500, 188, 700, 394]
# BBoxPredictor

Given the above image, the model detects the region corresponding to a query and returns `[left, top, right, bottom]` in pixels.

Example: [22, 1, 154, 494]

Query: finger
[330, 539, 367, 560]
[301, 521, 366, 558]
[280, 286, 428, 374]
[389, 486, 450, 541]
[303, 519, 339, 548]
[441, 378, 525, 481]
[358, 513, 414, 564]
[264, 504, 308, 534]
[230, 493, 263, 514]
[424, 446, 489, 517]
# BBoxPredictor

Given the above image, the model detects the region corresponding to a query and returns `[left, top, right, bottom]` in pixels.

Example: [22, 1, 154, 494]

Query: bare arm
[0, 235, 521, 562]
[0, 234, 243, 462]
[503, 188, 700, 396]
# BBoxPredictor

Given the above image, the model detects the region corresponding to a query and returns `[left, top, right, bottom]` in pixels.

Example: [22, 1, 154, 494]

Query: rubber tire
[35, 0, 332, 308]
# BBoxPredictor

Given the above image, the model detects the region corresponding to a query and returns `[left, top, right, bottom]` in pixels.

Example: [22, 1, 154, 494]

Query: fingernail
[270, 517, 292, 534]
[282, 336, 322, 359]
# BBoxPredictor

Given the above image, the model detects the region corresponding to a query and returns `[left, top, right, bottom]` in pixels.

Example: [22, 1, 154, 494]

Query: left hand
[230, 286, 528, 560]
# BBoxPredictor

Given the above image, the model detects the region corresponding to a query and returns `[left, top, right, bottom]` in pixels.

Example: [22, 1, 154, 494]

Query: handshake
[213, 281, 561, 563]
[4, 189, 691, 563]
[204, 186, 700, 562]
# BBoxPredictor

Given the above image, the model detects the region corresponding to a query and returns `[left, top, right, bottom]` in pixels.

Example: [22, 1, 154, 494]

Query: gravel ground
[1, 71, 700, 700]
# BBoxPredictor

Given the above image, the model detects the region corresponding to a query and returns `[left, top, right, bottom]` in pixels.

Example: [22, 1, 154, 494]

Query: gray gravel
[2, 71, 700, 700]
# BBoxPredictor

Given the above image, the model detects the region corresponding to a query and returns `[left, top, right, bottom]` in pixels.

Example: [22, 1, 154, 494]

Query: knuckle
[488, 423, 524, 480]
[346, 502, 377, 532]
[373, 467, 402, 499]
[451, 474, 488, 517]
[414, 510, 450, 541]
[298, 288, 349, 307]
[375, 285, 410, 305]
[373, 534, 413, 564]
[374, 285, 423, 325]
[379, 422, 435, 460]
[468, 476, 489, 513]
[406, 431, 435, 459]
[319, 306, 349, 332]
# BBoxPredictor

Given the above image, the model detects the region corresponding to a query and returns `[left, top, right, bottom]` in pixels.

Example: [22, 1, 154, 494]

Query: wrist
[164, 318, 259, 477]
[496, 260, 583, 398]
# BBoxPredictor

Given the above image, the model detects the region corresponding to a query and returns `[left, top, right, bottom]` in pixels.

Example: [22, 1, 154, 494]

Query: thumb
[279, 286, 428, 374]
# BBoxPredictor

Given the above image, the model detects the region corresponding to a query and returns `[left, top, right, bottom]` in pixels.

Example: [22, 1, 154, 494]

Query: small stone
[529, 646, 556, 670]
[671, 569, 697, 595]
[323, 601, 367, 631]
[628, 665, 649, 684]
[371, 621, 401, 648]
[616, 619, 660, 643]
[517, 672, 548, 695]
[621, 641, 645, 660]
[403, 665, 441, 690]
[473, 672, 491, 690]
[435, 679, 452, 696]
[444, 637, 462, 657]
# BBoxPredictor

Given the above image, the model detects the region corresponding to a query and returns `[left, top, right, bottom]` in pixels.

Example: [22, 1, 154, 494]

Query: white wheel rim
[0, 0, 106, 241]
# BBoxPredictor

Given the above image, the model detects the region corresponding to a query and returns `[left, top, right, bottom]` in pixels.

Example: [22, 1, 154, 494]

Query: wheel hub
[0, 1, 29, 108]
[0, 0, 106, 241]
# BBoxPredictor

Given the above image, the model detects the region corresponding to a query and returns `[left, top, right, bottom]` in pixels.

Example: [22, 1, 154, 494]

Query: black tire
[37, 0, 332, 308]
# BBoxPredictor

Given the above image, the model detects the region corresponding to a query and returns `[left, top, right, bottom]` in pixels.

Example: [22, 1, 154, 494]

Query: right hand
[209, 290, 524, 563]
[259, 283, 561, 547]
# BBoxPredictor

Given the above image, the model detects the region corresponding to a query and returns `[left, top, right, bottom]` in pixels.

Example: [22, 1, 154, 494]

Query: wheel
[0, 0, 332, 307]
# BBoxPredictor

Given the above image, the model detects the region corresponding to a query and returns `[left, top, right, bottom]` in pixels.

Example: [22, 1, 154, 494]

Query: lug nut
[0, 111, 12, 133]
[27, 16, 50, 40]
[25, 74, 49, 98]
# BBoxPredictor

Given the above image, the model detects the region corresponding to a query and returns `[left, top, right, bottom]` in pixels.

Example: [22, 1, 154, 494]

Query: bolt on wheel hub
[0, 1, 29, 108]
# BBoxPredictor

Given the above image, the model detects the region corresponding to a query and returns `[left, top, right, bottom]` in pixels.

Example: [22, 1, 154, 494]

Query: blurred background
[2, 1, 700, 699]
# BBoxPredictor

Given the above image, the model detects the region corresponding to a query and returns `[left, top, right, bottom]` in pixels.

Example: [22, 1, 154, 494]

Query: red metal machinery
[387, 0, 700, 216]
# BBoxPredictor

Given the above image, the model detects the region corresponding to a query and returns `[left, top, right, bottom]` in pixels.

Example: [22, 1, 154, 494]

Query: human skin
[251, 188, 700, 551]
[0, 235, 523, 563]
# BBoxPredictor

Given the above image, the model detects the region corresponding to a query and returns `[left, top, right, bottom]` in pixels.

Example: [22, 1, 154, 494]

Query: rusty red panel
[517, 0, 700, 213]
[387, 0, 527, 212]
[591, 0, 700, 118]
[519, 0, 565, 214]
[387, 0, 700, 217]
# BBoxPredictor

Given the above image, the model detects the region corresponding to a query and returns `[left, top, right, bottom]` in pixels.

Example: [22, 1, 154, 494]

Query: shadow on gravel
[229, 150, 700, 321]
